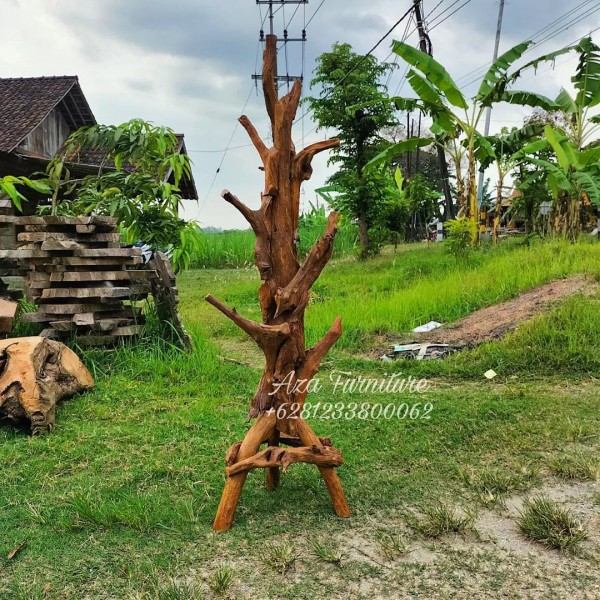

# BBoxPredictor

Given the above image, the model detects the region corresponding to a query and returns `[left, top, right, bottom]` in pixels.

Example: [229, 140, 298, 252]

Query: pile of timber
[0, 216, 153, 345]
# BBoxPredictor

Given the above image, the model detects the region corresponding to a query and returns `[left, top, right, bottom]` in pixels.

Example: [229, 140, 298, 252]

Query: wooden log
[74, 248, 141, 258]
[14, 216, 116, 226]
[226, 444, 343, 477]
[72, 313, 95, 326]
[0, 250, 51, 259]
[213, 412, 276, 531]
[49, 317, 134, 332]
[76, 224, 96, 234]
[28, 256, 143, 266]
[40, 241, 83, 251]
[0, 337, 93, 434]
[50, 270, 153, 283]
[25, 277, 51, 289]
[33, 303, 124, 315]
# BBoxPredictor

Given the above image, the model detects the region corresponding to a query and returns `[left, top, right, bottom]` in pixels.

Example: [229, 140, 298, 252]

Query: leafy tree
[0, 176, 51, 212]
[43, 119, 201, 271]
[305, 43, 398, 257]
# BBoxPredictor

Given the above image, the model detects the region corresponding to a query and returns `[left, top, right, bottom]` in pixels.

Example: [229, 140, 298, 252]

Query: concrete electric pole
[477, 0, 506, 204]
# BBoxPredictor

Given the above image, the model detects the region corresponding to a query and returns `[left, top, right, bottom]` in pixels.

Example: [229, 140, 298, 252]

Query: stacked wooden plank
[0, 215, 156, 345]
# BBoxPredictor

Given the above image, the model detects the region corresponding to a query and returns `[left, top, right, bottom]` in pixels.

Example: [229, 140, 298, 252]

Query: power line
[455, 0, 595, 85]
[460, 3, 600, 90]
[305, 0, 326, 28]
[426, 0, 446, 20]
[199, 85, 255, 211]
[456, 0, 599, 88]
[294, 5, 415, 144]
[427, 0, 468, 28]
[285, 1, 303, 29]
[429, 0, 473, 31]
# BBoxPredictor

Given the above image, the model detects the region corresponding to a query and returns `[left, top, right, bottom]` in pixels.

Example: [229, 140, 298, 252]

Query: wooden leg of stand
[296, 418, 350, 518]
[213, 412, 276, 531]
[265, 428, 281, 490]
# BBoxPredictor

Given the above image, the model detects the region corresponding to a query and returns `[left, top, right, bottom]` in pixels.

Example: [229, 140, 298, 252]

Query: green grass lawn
[1, 239, 600, 599]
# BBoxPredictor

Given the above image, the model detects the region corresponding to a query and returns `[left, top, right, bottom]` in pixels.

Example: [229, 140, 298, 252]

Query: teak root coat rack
[207, 34, 350, 531]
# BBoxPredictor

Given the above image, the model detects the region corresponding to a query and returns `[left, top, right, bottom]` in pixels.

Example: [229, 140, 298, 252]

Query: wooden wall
[16, 108, 70, 158]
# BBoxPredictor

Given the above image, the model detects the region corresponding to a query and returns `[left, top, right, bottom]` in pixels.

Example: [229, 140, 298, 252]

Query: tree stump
[0, 336, 93, 434]
[208, 35, 349, 531]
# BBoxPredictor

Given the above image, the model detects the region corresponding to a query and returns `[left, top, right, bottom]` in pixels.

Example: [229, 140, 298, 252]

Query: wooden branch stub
[225, 444, 343, 477]
[274, 212, 340, 316]
[297, 316, 343, 385]
[221, 190, 273, 280]
[294, 138, 340, 182]
[263, 35, 278, 125]
[239, 115, 268, 164]
[204, 295, 290, 350]
[225, 441, 242, 467]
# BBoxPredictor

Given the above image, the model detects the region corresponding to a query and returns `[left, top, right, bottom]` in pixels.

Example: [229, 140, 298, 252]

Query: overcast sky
[1, 0, 599, 229]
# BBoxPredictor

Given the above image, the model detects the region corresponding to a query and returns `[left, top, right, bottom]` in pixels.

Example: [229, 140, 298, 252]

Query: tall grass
[191, 211, 358, 269]
[191, 229, 255, 269]
[306, 238, 600, 348]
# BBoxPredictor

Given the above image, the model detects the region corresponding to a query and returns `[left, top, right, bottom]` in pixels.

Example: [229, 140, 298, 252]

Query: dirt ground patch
[418, 275, 597, 346]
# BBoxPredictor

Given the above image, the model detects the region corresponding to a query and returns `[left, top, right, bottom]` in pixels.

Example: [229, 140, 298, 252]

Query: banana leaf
[391, 41, 467, 109]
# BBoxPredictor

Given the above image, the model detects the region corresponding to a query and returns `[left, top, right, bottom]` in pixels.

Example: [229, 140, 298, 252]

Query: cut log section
[0, 336, 93, 434]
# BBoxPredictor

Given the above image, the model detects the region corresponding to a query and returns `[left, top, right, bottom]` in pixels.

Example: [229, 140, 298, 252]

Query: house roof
[0, 76, 96, 153]
[0, 75, 198, 200]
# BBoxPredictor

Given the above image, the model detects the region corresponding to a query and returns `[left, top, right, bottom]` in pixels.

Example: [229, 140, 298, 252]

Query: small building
[0, 75, 198, 248]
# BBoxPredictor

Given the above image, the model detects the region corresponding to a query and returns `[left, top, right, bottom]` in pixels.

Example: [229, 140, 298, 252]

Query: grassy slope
[1, 239, 600, 599]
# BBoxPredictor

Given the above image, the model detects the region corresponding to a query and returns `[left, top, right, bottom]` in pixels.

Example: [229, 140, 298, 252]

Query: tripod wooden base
[213, 412, 350, 531]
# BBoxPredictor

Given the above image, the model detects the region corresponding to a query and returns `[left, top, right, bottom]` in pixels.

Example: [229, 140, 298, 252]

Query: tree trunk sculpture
[207, 35, 350, 531]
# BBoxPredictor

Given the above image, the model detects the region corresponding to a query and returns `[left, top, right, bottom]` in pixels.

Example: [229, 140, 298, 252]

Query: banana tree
[553, 37, 600, 151]
[368, 39, 573, 244]
[513, 38, 600, 239]
[474, 123, 545, 242]
[517, 125, 600, 239]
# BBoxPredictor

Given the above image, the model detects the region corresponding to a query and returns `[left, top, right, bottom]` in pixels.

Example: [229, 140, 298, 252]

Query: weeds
[310, 539, 346, 565]
[261, 542, 296, 574]
[461, 466, 538, 507]
[376, 532, 410, 560]
[209, 565, 234, 595]
[548, 453, 599, 481]
[406, 501, 476, 538]
[517, 496, 587, 554]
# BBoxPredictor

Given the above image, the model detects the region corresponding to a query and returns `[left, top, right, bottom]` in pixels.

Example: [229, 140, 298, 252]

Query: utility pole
[412, 0, 455, 219]
[477, 0, 505, 204]
[253, 1, 308, 88]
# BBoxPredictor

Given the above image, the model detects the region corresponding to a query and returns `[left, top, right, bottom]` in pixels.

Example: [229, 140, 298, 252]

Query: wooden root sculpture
[0, 337, 94, 435]
[207, 34, 350, 531]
